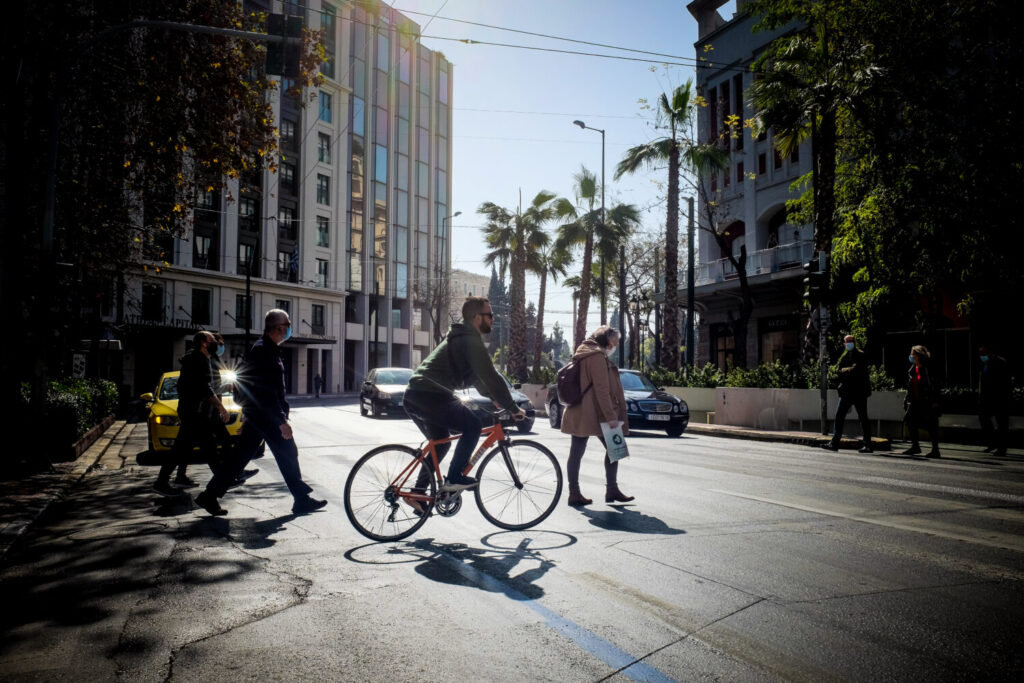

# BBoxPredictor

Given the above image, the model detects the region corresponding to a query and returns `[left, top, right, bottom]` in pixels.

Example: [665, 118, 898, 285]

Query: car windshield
[158, 371, 236, 400]
[158, 377, 179, 400]
[619, 372, 657, 391]
[375, 369, 412, 385]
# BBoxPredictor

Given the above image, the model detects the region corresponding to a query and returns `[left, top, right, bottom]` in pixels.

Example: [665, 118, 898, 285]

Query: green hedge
[642, 361, 897, 392]
[19, 377, 119, 457]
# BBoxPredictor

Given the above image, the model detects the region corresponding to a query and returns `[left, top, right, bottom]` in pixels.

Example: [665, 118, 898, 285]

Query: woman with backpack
[559, 325, 633, 506]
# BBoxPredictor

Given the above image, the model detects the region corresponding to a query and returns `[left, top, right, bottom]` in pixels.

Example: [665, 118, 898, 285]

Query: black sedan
[359, 367, 413, 417]
[456, 377, 536, 433]
[547, 368, 689, 437]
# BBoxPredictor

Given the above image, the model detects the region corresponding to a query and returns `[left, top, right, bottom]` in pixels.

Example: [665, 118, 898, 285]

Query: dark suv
[547, 368, 689, 437]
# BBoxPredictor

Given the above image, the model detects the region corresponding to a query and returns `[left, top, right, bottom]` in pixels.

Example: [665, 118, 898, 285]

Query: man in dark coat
[978, 345, 1012, 457]
[194, 309, 326, 516]
[822, 334, 873, 453]
[154, 331, 230, 496]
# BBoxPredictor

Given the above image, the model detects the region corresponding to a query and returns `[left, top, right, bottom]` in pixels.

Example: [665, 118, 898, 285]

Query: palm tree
[554, 167, 602, 349]
[615, 80, 727, 371]
[529, 244, 571, 375]
[480, 191, 556, 381]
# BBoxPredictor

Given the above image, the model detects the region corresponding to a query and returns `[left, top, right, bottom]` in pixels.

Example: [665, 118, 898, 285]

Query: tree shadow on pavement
[0, 470, 285, 659]
[576, 505, 686, 535]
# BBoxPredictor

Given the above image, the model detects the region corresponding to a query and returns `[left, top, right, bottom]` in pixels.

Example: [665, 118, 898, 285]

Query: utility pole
[818, 249, 830, 434]
[686, 196, 695, 370]
[654, 248, 661, 365]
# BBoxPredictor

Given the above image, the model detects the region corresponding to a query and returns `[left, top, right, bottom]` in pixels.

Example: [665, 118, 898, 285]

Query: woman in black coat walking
[903, 344, 941, 458]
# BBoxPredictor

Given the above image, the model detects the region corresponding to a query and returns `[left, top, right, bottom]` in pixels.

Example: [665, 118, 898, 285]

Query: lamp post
[573, 119, 622, 367]
[436, 210, 460, 344]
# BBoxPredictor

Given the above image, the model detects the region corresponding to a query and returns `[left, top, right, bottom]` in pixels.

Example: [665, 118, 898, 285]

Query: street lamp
[572, 119, 623, 368]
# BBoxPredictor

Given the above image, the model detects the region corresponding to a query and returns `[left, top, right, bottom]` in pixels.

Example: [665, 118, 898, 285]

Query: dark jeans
[204, 417, 312, 500]
[905, 402, 939, 450]
[979, 402, 1009, 453]
[403, 389, 482, 486]
[158, 413, 232, 483]
[567, 435, 619, 490]
[831, 395, 871, 446]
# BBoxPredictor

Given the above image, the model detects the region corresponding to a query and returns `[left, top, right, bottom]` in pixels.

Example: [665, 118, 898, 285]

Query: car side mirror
[657, 386, 665, 391]
[140, 392, 154, 402]
[513, 383, 522, 389]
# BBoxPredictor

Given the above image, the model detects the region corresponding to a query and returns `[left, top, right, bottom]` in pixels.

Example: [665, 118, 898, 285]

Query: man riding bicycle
[403, 296, 525, 508]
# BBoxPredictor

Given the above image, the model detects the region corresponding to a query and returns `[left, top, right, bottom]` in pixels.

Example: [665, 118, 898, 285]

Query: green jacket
[408, 323, 518, 412]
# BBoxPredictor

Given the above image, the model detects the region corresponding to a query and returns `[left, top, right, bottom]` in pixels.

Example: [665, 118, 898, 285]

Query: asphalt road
[1, 400, 1022, 682]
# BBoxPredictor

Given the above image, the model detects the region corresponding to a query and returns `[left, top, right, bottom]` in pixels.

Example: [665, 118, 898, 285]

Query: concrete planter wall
[520, 384, 551, 415]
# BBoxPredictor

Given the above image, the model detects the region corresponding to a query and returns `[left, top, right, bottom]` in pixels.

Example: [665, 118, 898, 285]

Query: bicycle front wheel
[344, 444, 436, 542]
[474, 440, 562, 530]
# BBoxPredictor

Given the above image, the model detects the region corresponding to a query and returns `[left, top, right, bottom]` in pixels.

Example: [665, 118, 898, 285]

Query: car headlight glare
[154, 415, 180, 426]
[628, 402, 638, 412]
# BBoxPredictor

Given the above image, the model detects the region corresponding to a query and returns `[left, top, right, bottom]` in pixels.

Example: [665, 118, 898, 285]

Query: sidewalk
[1, 417, 1018, 564]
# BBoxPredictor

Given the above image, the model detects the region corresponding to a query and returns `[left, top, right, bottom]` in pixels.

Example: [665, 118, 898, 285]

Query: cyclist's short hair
[590, 325, 620, 349]
[462, 296, 491, 322]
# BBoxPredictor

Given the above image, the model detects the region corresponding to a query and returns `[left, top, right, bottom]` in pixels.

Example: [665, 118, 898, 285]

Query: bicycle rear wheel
[474, 440, 562, 530]
[344, 444, 436, 542]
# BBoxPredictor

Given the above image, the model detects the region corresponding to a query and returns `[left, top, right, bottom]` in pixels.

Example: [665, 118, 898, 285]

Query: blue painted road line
[437, 547, 678, 683]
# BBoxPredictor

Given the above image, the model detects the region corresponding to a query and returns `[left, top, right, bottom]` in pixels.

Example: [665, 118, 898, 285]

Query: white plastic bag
[600, 422, 630, 462]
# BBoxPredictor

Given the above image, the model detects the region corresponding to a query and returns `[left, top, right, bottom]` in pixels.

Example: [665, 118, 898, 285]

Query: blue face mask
[216, 344, 226, 357]
[908, 354, 916, 364]
[282, 325, 293, 342]
[845, 342, 855, 351]
[980, 355, 989, 363]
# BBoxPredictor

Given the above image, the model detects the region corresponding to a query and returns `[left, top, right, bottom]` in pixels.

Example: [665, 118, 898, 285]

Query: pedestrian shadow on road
[577, 506, 686, 535]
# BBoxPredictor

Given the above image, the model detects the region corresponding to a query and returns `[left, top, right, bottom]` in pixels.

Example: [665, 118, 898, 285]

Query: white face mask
[605, 347, 616, 358]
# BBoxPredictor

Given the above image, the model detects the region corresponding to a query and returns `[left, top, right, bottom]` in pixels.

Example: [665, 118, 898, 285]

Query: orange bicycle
[343, 410, 563, 542]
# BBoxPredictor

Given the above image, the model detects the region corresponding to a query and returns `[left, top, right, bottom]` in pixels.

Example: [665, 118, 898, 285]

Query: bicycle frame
[391, 420, 515, 508]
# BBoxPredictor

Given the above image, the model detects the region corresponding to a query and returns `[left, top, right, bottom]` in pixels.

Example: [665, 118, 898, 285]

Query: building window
[317, 216, 330, 247]
[194, 235, 212, 269]
[736, 161, 745, 184]
[141, 283, 164, 322]
[317, 174, 331, 205]
[235, 294, 251, 329]
[318, 133, 331, 164]
[311, 303, 325, 335]
[791, 146, 800, 164]
[712, 323, 735, 371]
[758, 153, 767, 175]
[239, 197, 257, 231]
[439, 68, 449, 104]
[316, 259, 329, 287]
[374, 145, 387, 183]
[278, 250, 292, 281]
[238, 242, 253, 275]
[275, 299, 291, 314]
[319, 92, 332, 123]
[773, 148, 783, 170]
[280, 163, 296, 194]
[395, 263, 408, 299]
[351, 96, 365, 137]
[281, 119, 296, 150]
[278, 205, 296, 241]
[191, 288, 211, 326]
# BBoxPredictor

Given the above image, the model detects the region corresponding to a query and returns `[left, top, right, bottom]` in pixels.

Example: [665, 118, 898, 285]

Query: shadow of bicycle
[345, 531, 577, 601]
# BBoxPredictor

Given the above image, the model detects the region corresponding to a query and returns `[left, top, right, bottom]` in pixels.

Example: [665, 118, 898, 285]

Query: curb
[0, 420, 130, 564]
[686, 423, 891, 450]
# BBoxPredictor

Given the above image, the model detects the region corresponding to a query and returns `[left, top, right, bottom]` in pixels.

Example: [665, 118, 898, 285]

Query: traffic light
[266, 14, 303, 78]
[803, 259, 828, 307]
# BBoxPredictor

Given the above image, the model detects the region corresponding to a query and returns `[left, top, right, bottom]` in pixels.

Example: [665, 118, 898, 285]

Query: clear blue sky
[393, 0, 737, 339]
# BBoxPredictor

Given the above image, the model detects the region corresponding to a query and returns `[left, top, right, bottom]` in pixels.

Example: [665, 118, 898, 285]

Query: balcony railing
[682, 240, 814, 288]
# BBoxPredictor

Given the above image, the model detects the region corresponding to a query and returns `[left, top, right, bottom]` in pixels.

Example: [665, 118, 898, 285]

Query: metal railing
[684, 241, 814, 287]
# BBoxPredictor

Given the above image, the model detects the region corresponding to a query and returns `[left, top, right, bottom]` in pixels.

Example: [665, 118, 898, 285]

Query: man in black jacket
[195, 310, 326, 516]
[154, 331, 229, 496]
[822, 335, 873, 453]
[978, 345, 1012, 456]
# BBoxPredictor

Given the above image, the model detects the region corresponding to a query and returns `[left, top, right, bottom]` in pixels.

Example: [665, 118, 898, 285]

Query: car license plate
[648, 414, 670, 421]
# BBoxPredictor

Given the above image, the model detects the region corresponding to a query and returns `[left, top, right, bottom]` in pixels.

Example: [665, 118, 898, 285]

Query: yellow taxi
[140, 370, 243, 453]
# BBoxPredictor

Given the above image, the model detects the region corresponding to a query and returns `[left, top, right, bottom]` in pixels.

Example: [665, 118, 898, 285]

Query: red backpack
[555, 358, 593, 406]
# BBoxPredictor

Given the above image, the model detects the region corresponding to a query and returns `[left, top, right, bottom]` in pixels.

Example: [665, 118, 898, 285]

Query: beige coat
[560, 340, 630, 438]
